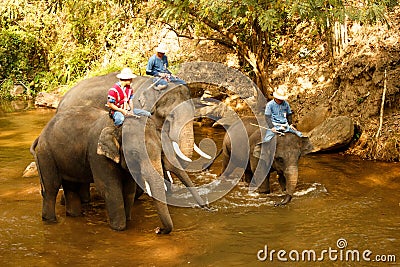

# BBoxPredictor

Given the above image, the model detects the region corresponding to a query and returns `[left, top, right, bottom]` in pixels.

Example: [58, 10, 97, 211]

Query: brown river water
[0, 102, 399, 266]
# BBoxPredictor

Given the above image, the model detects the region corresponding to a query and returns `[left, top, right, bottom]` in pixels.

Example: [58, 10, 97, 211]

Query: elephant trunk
[153, 199, 174, 234]
[140, 158, 174, 234]
[284, 165, 299, 196]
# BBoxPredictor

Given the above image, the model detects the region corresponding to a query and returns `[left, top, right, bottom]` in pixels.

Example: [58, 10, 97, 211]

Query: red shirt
[107, 82, 133, 109]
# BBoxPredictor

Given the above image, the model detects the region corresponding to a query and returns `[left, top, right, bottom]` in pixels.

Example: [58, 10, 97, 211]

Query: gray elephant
[31, 74, 212, 233]
[56, 73, 210, 208]
[31, 106, 177, 232]
[221, 116, 313, 205]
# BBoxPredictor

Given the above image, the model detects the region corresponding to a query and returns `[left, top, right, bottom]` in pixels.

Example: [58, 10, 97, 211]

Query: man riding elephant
[262, 85, 303, 143]
[146, 43, 187, 90]
[107, 68, 151, 127]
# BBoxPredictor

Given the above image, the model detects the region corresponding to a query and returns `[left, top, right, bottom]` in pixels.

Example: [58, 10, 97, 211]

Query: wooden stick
[250, 123, 268, 130]
[375, 69, 387, 138]
[250, 123, 285, 136]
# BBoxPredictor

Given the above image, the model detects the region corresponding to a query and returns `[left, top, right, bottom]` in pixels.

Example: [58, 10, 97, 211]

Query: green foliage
[0, 0, 154, 99]
[0, 0, 27, 28]
[0, 27, 48, 97]
[0, 0, 396, 99]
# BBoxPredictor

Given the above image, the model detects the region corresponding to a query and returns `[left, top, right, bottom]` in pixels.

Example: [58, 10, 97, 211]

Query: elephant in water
[57, 73, 211, 206]
[31, 74, 212, 233]
[31, 107, 173, 232]
[221, 116, 313, 205]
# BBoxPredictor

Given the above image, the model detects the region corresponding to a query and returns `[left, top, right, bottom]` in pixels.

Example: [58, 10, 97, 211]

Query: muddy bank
[271, 8, 400, 162]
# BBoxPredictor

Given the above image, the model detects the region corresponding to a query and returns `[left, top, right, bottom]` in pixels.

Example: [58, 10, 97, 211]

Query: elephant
[221, 116, 313, 205]
[31, 106, 177, 233]
[31, 73, 213, 233]
[56, 73, 211, 208]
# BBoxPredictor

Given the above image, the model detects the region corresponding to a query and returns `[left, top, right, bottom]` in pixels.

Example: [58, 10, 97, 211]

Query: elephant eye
[167, 113, 175, 120]
[275, 157, 284, 163]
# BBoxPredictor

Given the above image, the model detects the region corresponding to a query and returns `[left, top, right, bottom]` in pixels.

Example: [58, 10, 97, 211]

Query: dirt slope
[269, 7, 400, 161]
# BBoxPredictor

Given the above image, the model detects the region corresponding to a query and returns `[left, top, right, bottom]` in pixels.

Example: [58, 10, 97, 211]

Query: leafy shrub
[0, 27, 48, 97]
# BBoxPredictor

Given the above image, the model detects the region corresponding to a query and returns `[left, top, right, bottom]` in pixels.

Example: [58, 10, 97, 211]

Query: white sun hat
[116, 68, 137, 80]
[155, 43, 168, 54]
[273, 85, 288, 100]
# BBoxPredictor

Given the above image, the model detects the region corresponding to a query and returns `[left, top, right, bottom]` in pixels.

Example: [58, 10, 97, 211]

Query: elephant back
[57, 73, 149, 112]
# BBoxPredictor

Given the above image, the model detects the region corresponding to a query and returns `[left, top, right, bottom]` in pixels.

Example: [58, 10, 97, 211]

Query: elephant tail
[30, 137, 39, 156]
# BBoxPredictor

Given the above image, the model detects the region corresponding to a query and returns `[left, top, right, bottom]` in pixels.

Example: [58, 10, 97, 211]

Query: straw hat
[116, 68, 137, 80]
[273, 85, 288, 100]
[155, 43, 168, 54]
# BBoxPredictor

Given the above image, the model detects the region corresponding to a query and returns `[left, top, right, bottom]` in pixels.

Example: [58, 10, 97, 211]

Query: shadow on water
[0, 102, 399, 266]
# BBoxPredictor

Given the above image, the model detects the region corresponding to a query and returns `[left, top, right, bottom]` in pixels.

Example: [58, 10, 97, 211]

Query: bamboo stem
[375, 69, 387, 138]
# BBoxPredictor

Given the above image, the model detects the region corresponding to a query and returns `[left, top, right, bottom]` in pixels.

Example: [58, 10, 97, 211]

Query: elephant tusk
[172, 142, 192, 162]
[166, 171, 174, 184]
[145, 180, 152, 197]
[164, 182, 168, 192]
[194, 143, 212, 159]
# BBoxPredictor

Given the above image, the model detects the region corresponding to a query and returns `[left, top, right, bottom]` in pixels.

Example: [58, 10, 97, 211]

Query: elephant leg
[250, 140, 275, 193]
[122, 177, 136, 221]
[79, 182, 91, 204]
[103, 185, 126, 231]
[284, 166, 298, 197]
[244, 167, 253, 184]
[41, 186, 59, 223]
[37, 156, 60, 222]
[275, 166, 297, 206]
[277, 172, 286, 192]
[257, 172, 271, 194]
[250, 158, 271, 193]
[60, 183, 90, 207]
[92, 166, 127, 231]
[62, 180, 82, 217]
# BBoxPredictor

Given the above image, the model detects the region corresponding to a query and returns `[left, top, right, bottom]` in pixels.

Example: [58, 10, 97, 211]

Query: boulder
[297, 104, 331, 132]
[23, 162, 38, 177]
[34, 92, 61, 108]
[308, 116, 354, 152]
[10, 84, 25, 97]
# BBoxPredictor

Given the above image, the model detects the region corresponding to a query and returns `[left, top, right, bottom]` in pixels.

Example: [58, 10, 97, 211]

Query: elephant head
[134, 83, 195, 160]
[269, 133, 313, 204]
[250, 131, 313, 205]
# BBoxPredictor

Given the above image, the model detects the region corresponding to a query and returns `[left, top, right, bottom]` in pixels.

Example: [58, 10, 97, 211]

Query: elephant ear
[300, 136, 314, 156]
[251, 129, 268, 159]
[253, 143, 262, 159]
[97, 126, 121, 163]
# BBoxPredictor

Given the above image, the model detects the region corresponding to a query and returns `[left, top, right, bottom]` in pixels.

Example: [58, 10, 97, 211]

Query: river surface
[0, 102, 399, 266]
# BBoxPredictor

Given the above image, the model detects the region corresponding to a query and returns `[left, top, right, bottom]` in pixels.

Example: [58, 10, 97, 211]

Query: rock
[10, 84, 25, 97]
[23, 162, 38, 177]
[297, 104, 331, 132]
[34, 92, 61, 108]
[308, 116, 354, 152]
[11, 100, 29, 111]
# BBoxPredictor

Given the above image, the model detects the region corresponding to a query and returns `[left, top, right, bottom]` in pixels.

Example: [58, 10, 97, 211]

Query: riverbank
[271, 7, 400, 162]
[6, 7, 400, 162]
